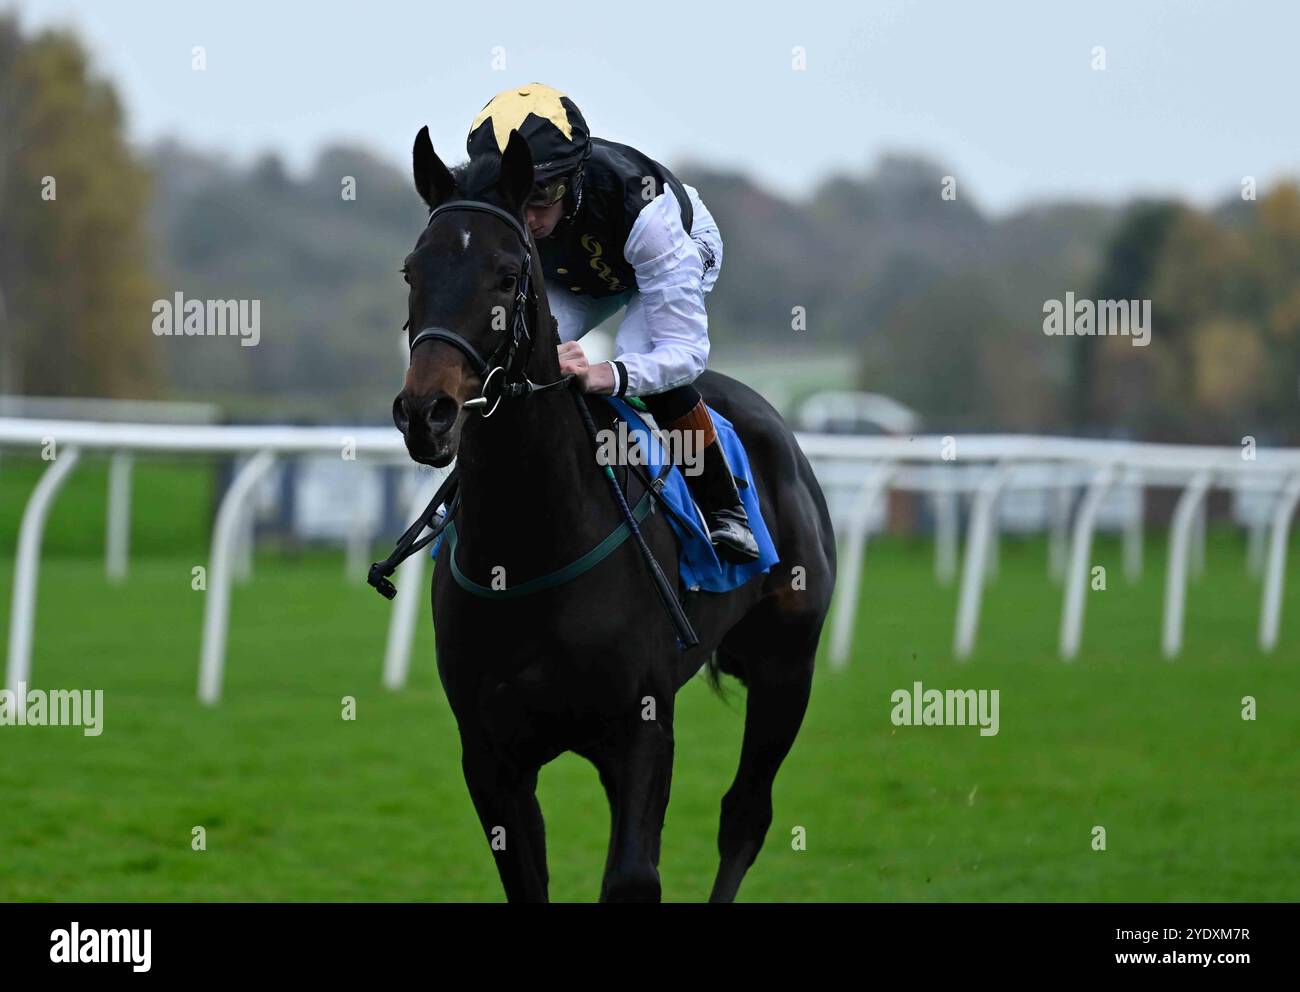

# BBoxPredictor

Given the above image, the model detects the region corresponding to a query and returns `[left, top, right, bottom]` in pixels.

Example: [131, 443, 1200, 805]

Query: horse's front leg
[591, 698, 676, 903]
[460, 740, 549, 902]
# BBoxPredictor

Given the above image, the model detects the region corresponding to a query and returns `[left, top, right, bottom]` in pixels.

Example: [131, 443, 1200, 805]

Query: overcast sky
[12, 0, 1299, 214]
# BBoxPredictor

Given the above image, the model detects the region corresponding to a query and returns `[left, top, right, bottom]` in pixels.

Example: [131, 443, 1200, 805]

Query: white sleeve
[683, 184, 724, 295]
[615, 191, 710, 396]
[549, 286, 627, 343]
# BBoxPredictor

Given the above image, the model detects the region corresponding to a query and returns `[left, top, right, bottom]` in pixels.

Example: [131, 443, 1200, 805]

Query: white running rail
[3, 419, 1300, 700]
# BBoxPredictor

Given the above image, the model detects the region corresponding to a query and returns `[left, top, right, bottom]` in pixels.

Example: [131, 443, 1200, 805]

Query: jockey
[466, 83, 760, 565]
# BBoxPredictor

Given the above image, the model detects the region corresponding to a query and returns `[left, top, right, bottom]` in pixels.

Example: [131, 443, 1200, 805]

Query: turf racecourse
[1, 461, 1298, 901]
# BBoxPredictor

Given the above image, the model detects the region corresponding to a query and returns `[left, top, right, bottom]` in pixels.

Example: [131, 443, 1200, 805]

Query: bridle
[407, 199, 569, 417]
[376, 196, 698, 647]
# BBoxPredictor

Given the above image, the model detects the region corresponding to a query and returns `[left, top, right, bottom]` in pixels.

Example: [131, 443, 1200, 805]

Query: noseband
[409, 200, 567, 417]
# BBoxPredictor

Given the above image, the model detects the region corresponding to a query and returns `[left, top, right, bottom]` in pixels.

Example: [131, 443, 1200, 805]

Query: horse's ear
[413, 126, 456, 209]
[498, 129, 535, 213]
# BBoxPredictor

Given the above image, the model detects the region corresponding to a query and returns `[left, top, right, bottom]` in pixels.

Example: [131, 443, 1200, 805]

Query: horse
[390, 125, 836, 902]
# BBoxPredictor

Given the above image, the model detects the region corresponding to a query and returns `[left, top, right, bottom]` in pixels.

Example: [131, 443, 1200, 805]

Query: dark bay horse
[391, 125, 836, 902]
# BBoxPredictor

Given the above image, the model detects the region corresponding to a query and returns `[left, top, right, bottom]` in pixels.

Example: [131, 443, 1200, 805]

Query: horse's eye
[500, 273, 517, 291]
[401, 266, 410, 285]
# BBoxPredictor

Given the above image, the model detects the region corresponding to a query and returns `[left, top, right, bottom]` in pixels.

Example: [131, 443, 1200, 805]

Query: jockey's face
[526, 198, 565, 239]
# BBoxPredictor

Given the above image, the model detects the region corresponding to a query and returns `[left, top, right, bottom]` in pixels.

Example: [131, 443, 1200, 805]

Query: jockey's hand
[557, 341, 615, 395]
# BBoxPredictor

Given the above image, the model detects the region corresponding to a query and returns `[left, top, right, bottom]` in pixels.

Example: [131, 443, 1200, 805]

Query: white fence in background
[2, 419, 1299, 704]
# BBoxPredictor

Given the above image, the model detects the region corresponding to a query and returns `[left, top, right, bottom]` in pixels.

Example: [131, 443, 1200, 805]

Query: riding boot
[666, 400, 761, 565]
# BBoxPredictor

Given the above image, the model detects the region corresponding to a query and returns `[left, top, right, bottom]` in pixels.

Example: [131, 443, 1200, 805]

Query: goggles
[526, 176, 569, 207]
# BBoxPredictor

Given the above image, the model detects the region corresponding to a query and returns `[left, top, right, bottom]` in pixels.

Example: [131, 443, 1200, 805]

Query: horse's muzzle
[393, 390, 461, 466]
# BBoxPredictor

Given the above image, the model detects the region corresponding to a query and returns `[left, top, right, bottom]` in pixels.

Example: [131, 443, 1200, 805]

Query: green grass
[1, 454, 215, 559]
[0, 459, 1298, 901]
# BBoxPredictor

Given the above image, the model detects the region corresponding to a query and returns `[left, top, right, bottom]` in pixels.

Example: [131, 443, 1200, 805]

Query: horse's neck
[455, 393, 609, 569]
[453, 287, 617, 567]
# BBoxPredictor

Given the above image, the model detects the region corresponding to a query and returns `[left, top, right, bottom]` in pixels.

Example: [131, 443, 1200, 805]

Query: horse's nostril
[424, 395, 459, 436]
[392, 395, 410, 433]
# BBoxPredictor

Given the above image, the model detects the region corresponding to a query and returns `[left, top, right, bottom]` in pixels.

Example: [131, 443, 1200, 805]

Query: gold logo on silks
[579, 235, 624, 293]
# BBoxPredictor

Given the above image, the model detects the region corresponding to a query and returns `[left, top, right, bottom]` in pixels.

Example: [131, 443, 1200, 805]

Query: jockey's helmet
[467, 83, 591, 210]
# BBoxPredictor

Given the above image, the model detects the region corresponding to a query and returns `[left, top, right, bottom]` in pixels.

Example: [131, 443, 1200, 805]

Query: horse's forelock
[421, 158, 510, 222]
[416, 156, 525, 252]
[453, 154, 518, 209]
[447, 160, 471, 191]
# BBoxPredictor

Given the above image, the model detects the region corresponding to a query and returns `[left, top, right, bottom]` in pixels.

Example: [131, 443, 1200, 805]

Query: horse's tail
[704, 647, 742, 701]
[704, 651, 725, 695]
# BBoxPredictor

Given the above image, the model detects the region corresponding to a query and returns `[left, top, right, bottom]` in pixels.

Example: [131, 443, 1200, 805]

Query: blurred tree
[150, 140, 424, 414]
[1084, 183, 1300, 442]
[1078, 200, 1184, 430]
[1256, 184, 1300, 432]
[1147, 213, 1252, 435]
[859, 274, 1031, 431]
[1190, 317, 1264, 423]
[0, 15, 158, 397]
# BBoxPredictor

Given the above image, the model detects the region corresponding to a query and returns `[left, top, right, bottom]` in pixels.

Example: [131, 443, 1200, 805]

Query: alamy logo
[1043, 291, 1151, 347]
[50, 923, 151, 972]
[595, 420, 703, 476]
[890, 681, 999, 736]
[152, 292, 261, 347]
[0, 682, 103, 736]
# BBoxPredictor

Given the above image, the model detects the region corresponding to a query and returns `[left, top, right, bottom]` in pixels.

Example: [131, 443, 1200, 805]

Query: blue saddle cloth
[603, 396, 779, 593]
[430, 398, 779, 594]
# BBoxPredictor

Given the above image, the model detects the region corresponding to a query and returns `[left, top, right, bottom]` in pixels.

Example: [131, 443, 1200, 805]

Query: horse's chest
[445, 635, 640, 742]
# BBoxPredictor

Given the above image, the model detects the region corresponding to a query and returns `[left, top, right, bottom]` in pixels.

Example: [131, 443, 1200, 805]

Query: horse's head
[393, 125, 536, 466]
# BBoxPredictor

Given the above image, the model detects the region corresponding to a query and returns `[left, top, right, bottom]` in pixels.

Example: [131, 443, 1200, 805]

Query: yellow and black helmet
[466, 83, 591, 204]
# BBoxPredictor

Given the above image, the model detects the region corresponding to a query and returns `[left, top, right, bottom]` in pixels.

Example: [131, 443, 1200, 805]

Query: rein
[368, 196, 698, 649]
